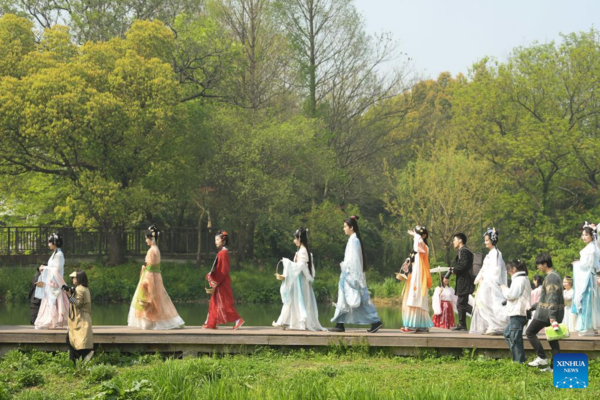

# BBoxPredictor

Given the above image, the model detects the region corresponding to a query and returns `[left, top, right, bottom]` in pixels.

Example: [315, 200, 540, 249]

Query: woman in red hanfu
[203, 230, 244, 330]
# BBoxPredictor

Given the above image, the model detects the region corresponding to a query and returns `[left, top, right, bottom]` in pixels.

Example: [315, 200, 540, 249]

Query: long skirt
[34, 290, 69, 329]
[402, 284, 433, 329]
[432, 301, 456, 329]
[127, 267, 184, 330]
[574, 283, 599, 333]
[205, 281, 241, 328]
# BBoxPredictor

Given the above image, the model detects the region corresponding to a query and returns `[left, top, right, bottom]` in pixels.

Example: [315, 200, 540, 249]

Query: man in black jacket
[449, 233, 474, 331]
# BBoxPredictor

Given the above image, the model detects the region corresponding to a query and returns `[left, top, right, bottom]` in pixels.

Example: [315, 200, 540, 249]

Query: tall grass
[3, 347, 598, 399]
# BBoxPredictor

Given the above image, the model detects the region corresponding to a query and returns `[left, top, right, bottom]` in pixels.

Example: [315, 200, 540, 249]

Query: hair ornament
[483, 227, 498, 243]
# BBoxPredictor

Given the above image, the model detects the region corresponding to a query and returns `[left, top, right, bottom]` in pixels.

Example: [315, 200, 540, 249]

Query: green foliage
[14, 370, 43, 389]
[385, 142, 500, 265]
[86, 364, 117, 384]
[0, 13, 34, 77]
[370, 278, 402, 300]
[0, 8, 599, 280]
[1, 349, 597, 399]
[0, 263, 345, 304]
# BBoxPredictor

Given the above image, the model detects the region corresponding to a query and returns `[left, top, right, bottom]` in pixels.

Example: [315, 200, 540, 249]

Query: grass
[0, 346, 598, 399]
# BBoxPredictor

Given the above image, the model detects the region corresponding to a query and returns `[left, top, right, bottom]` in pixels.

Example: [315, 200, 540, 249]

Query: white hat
[69, 271, 77, 278]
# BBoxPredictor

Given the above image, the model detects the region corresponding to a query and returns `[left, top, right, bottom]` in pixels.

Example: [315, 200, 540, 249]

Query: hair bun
[147, 224, 160, 238]
[353, 215, 360, 221]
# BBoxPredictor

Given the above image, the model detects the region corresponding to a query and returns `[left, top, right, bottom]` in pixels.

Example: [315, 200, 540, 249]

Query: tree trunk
[196, 209, 205, 268]
[107, 227, 126, 266]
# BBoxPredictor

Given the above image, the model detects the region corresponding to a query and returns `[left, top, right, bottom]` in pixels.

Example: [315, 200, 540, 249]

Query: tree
[7, 0, 205, 42]
[454, 31, 600, 217]
[384, 143, 500, 265]
[0, 16, 187, 264]
[276, 0, 411, 205]
[204, 106, 334, 265]
[213, 0, 294, 112]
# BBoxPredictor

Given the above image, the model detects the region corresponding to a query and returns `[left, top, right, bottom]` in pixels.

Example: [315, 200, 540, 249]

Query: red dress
[205, 248, 241, 328]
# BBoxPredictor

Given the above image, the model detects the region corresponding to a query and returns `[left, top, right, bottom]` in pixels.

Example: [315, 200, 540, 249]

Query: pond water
[0, 302, 408, 329]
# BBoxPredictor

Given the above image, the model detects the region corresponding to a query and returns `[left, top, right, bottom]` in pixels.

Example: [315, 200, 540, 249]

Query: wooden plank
[0, 326, 598, 354]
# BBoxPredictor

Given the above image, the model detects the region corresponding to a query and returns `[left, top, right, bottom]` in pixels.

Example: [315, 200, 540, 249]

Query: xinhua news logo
[553, 353, 588, 389]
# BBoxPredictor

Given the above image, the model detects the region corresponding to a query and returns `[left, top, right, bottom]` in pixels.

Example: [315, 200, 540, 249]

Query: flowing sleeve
[573, 245, 595, 311]
[498, 252, 507, 286]
[486, 249, 502, 283]
[50, 252, 66, 287]
[280, 249, 309, 304]
[342, 236, 364, 290]
[432, 287, 442, 315]
[297, 248, 313, 282]
[474, 254, 486, 285]
[414, 235, 426, 254]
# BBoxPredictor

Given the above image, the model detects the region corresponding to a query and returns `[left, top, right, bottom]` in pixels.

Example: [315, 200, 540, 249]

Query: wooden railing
[0, 227, 225, 260]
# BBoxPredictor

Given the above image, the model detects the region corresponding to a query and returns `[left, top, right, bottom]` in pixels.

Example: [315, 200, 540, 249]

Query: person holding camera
[448, 233, 474, 331]
[500, 260, 531, 363]
[63, 270, 94, 364]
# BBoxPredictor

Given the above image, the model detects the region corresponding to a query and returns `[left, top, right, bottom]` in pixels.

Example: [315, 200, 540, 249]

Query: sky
[353, 0, 600, 79]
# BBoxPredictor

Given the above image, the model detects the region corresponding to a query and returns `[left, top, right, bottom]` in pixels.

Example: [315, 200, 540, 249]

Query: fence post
[7, 227, 10, 256]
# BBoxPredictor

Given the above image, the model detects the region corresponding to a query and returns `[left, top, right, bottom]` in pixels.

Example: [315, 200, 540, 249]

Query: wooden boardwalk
[1, 325, 599, 358]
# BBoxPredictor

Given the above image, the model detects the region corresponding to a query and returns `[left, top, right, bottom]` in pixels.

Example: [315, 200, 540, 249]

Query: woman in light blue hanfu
[572, 223, 600, 336]
[273, 228, 326, 331]
[330, 216, 383, 333]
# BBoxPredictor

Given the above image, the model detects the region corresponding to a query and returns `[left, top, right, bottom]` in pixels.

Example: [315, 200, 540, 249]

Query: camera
[61, 285, 75, 294]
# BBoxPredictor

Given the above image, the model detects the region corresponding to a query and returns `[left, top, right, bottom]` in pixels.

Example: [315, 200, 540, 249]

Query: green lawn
[1, 345, 598, 399]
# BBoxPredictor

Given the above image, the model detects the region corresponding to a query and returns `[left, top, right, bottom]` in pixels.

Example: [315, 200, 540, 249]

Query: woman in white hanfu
[34, 233, 69, 329]
[469, 228, 509, 335]
[273, 228, 326, 331]
[330, 216, 383, 333]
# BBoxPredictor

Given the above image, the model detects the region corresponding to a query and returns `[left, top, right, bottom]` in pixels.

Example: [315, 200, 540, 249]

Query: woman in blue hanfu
[330, 216, 383, 333]
[273, 228, 326, 331]
[572, 223, 600, 336]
